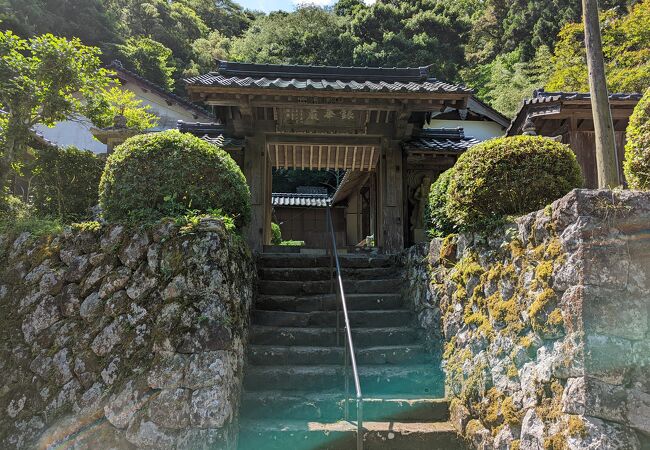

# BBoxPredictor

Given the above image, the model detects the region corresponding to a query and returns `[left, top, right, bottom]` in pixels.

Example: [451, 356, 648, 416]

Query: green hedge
[427, 168, 457, 237]
[31, 146, 104, 221]
[99, 130, 251, 226]
[446, 136, 583, 231]
[624, 88, 650, 190]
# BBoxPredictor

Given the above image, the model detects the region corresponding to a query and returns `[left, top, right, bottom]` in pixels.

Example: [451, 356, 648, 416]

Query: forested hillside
[0, 0, 647, 117]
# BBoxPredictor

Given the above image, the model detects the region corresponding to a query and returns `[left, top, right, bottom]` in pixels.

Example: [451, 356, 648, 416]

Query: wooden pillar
[243, 134, 270, 252]
[582, 0, 620, 188]
[378, 138, 404, 253]
[369, 173, 377, 244]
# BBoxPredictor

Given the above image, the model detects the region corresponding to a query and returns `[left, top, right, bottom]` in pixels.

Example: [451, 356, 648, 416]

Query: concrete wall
[0, 218, 254, 449]
[402, 189, 650, 449]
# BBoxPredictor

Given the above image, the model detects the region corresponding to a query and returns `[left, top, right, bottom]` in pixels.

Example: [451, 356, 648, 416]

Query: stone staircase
[237, 253, 466, 450]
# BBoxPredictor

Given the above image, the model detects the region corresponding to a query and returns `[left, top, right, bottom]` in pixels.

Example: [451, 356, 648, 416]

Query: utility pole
[582, 0, 620, 188]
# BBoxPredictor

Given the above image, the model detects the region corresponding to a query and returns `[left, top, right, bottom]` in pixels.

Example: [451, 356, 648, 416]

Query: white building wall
[35, 82, 212, 154]
[425, 119, 505, 142]
[35, 118, 107, 153]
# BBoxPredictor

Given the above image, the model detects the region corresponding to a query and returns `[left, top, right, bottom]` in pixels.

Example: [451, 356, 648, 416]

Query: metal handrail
[326, 204, 363, 450]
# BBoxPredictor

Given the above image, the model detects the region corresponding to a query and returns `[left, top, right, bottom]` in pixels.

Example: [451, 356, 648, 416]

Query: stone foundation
[402, 189, 650, 449]
[0, 218, 254, 449]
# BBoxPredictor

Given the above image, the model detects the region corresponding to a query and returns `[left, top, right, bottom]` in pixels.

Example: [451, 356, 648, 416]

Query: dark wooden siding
[274, 207, 346, 248]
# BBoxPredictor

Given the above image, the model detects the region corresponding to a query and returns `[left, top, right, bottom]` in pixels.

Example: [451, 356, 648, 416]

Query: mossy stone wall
[402, 189, 650, 449]
[0, 218, 254, 449]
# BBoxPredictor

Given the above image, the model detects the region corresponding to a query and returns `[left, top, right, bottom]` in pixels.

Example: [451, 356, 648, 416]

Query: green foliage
[188, 30, 232, 75]
[546, 2, 650, 93]
[0, 31, 110, 189]
[30, 146, 104, 222]
[349, 0, 468, 80]
[272, 169, 343, 194]
[463, 46, 553, 117]
[624, 88, 650, 189]
[427, 169, 457, 238]
[88, 86, 159, 131]
[231, 6, 354, 66]
[180, 0, 253, 37]
[99, 130, 251, 227]
[271, 222, 282, 245]
[280, 240, 305, 247]
[0, 0, 118, 48]
[175, 208, 236, 235]
[0, 193, 30, 220]
[116, 36, 176, 91]
[446, 136, 583, 231]
[0, 194, 62, 237]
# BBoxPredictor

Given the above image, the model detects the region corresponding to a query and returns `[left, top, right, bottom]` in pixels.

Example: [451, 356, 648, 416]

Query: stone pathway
[237, 253, 466, 449]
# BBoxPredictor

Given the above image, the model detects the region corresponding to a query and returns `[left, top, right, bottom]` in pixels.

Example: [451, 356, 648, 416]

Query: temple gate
[184, 61, 473, 252]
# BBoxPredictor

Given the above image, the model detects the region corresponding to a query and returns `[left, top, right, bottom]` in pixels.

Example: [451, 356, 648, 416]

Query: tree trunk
[0, 135, 18, 192]
[582, 0, 620, 188]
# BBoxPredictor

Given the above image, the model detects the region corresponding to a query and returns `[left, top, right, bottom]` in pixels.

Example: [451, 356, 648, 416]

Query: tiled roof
[506, 89, 643, 135]
[524, 89, 643, 105]
[272, 193, 330, 208]
[185, 60, 473, 94]
[176, 121, 244, 149]
[403, 128, 480, 153]
[109, 61, 214, 120]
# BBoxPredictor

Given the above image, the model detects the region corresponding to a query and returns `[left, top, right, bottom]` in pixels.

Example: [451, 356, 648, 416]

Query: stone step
[255, 293, 404, 312]
[258, 267, 399, 281]
[250, 326, 419, 347]
[251, 309, 413, 328]
[259, 254, 394, 269]
[247, 345, 430, 366]
[241, 391, 450, 422]
[243, 365, 444, 396]
[237, 419, 466, 450]
[259, 279, 401, 296]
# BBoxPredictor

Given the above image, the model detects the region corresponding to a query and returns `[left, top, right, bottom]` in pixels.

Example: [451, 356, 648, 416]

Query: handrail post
[326, 203, 363, 450]
[357, 396, 363, 450]
[328, 206, 340, 347]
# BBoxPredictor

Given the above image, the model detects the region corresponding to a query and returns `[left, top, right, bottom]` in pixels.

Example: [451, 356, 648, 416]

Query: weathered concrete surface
[402, 189, 650, 449]
[0, 218, 254, 449]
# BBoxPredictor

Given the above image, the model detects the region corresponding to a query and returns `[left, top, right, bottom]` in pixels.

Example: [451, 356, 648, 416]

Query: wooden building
[184, 60, 479, 252]
[507, 89, 642, 187]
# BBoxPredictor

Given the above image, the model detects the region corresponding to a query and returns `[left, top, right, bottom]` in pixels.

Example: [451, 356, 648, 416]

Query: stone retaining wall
[0, 218, 254, 449]
[402, 189, 650, 449]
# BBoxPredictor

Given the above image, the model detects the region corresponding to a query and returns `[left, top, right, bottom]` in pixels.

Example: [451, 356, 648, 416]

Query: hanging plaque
[276, 107, 367, 134]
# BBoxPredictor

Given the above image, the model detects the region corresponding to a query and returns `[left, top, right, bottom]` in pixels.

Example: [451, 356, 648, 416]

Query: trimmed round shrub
[446, 136, 583, 230]
[427, 168, 457, 237]
[624, 88, 650, 190]
[271, 222, 282, 245]
[99, 130, 251, 226]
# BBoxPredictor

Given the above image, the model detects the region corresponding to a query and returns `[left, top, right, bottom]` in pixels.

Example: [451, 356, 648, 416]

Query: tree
[179, 0, 253, 37]
[88, 86, 159, 131]
[546, 1, 650, 93]
[0, 0, 118, 49]
[349, 0, 468, 80]
[190, 30, 232, 74]
[0, 32, 110, 190]
[116, 36, 176, 91]
[465, 46, 553, 117]
[231, 6, 355, 66]
[106, 0, 209, 66]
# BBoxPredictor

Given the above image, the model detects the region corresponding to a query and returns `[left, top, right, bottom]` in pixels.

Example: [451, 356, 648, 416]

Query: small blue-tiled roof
[403, 128, 480, 153]
[272, 193, 330, 208]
